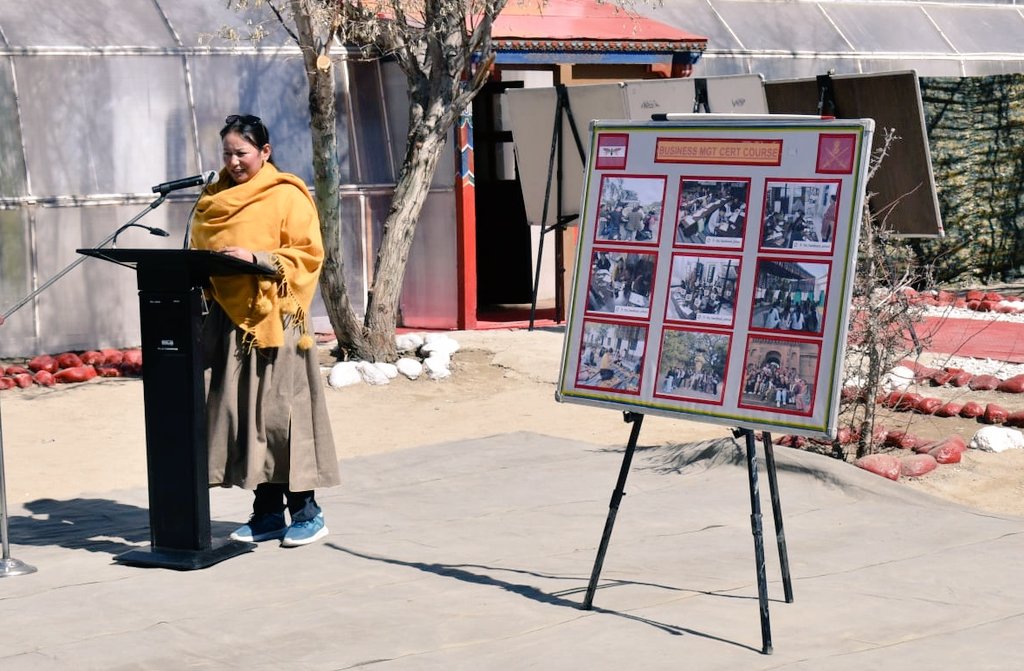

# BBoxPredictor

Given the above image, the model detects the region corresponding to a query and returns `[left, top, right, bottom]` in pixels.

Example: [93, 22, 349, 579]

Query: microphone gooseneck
[152, 170, 219, 195]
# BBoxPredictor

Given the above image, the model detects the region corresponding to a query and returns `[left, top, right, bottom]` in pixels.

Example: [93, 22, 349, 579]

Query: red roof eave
[491, 0, 707, 47]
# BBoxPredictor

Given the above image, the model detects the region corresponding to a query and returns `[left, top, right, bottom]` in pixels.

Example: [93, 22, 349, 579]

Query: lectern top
[78, 247, 277, 292]
[77, 247, 277, 276]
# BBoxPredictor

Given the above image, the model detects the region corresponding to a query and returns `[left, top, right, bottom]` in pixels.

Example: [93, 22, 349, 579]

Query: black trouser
[252, 483, 320, 523]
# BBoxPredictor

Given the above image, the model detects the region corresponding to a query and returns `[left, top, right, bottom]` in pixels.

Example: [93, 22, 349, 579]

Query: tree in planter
[838, 128, 931, 459]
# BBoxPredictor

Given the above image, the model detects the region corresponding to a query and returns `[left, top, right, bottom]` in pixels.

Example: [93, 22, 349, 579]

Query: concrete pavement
[2, 431, 1023, 670]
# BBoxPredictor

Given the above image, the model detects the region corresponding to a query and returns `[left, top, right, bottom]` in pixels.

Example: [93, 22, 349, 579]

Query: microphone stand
[0, 395, 36, 577]
[0, 192, 170, 578]
[1, 193, 169, 322]
[181, 171, 217, 249]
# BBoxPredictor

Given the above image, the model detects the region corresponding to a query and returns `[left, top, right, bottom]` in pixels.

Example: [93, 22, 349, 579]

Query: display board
[557, 115, 874, 439]
[764, 71, 943, 238]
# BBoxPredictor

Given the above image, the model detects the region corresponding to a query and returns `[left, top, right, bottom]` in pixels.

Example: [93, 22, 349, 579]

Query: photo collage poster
[558, 116, 874, 438]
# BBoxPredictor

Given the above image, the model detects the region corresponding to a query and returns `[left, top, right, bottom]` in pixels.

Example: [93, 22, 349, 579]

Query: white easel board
[556, 115, 874, 439]
[506, 75, 768, 228]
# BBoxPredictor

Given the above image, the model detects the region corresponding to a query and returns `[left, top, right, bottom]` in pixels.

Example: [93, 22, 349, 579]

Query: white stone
[373, 362, 399, 379]
[922, 303, 1024, 324]
[970, 425, 1024, 453]
[328, 361, 362, 388]
[424, 350, 450, 367]
[395, 333, 425, 353]
[356, 360, 390, 385]
[424, 355, 451, 380]
[845, 374, 867, 390]
[421, 334, 460, 356]
[883, 365, 916, 391]
[396, 357, 423, 380]
[937, 355, 1024, 379]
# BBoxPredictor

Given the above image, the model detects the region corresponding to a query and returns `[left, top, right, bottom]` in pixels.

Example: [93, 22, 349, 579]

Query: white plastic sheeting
[0, 0, 457, 357]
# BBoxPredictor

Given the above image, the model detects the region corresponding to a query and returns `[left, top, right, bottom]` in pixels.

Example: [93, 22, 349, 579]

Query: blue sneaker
[281, 513, 328, 547]
[229, 512, 287, 542]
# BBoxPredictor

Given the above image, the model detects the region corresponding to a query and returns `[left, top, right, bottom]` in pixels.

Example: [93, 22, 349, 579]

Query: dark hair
[220, 114, 274, 163]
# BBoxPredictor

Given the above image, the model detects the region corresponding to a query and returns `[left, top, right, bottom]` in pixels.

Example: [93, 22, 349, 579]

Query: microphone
[151, 170, 218, 194]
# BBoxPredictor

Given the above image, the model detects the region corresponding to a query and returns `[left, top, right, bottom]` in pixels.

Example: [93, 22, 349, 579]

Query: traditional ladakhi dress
[191, 163, 340, 493]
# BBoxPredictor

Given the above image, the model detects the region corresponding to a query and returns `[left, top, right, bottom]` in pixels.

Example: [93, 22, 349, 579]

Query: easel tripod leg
[739, 428, 773, 654]
[582, 412, 644, 610]
[761, 432, 793, 603]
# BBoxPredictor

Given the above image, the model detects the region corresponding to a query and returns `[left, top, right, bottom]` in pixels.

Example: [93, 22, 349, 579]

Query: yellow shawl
[191, 163, 323, 350]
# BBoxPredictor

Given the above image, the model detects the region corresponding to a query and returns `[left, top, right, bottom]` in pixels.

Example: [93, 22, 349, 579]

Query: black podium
[78, 248, 276, 569]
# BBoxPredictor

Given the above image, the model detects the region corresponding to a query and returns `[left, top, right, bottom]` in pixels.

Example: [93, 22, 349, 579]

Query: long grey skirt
[203, 302, 340, 492]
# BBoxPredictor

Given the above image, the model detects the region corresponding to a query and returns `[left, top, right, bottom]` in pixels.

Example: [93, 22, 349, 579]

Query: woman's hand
[218, 246, 256, 263]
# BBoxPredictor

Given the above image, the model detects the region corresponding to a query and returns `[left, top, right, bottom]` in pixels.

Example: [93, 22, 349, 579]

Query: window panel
[711, 0, 854, 53]
[0, 0, 175, 48]
[825, 4, 952, 54]
[16, 55, 193, 196]
[189, 54, 319, 183]
[926, 6, 1024, 55]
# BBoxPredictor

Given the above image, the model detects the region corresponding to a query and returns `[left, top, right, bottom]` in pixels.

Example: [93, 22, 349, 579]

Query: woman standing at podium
[191, 114, 340, 548]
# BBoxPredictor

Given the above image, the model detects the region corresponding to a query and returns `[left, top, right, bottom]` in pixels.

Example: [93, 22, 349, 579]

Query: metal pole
[760, 431, 794, 603]
[0, 393, 37, 577]
[582, 412, 644, 610]
[737, 428, 772, 654]
[2, 195, 168, 321]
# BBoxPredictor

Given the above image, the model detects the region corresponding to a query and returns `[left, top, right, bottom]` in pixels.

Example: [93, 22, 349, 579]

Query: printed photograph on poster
[738, 335, 821, 416]
[664, 253, 741, 327]
[760, 180, 841, 252]
[575, 320, 648, 395]
[585, 250, 657, 319]
[749, 259, 829, 335]
[654, 327, 730, 404]
[674, 177, 750, 249]
[594, 175, 666, 244]
[595, 133, 629, 171]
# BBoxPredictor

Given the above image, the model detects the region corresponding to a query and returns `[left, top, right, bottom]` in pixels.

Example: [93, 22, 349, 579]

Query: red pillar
[454, 108, 477, 330]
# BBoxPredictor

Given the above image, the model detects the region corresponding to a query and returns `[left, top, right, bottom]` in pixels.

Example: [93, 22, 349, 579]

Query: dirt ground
[1, 328, 1023, 518]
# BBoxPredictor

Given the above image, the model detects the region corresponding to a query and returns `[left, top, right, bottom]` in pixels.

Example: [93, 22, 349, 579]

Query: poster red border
[573, 317, 650, 397]
[747, 257, 833, 338]
[735, 334, 824, 417]
[663, 251, 743, 330]
[652, 324, 733, 406]
[758, 177, 843, 256]
[592, 173, 667, 248]
[583, 247, 660, 322]
[673, 175, 753, 252]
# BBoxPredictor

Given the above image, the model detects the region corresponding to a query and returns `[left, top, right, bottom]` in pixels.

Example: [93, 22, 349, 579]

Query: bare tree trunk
[363, 126, 449, 361]
[290, 1, 368, 358]
[855, 210, 879, 459]
[281, 0, 498, 362]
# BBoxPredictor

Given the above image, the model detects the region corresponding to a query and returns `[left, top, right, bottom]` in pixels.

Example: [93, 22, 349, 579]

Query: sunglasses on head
[224, 114, 263, 126]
